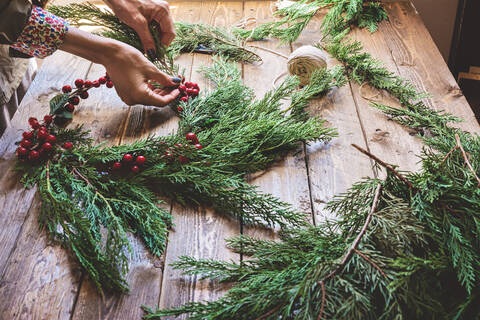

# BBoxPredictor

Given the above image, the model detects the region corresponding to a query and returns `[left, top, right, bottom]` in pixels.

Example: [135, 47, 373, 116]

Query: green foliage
[49, 3, 261, 65]
[233, 0, 387, 43]
[16, 59, 338, 294]
[144, 17, 480, 320]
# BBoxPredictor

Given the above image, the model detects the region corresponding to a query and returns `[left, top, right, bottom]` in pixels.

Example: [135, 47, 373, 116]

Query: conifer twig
[317, 183, 382, 319]
[353, 248, 386, 278]
[455, 134, 480, 187]
[351, 144, 413, 190]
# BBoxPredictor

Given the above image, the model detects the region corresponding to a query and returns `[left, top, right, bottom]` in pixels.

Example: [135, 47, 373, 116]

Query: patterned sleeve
[10, 6, 69, 58]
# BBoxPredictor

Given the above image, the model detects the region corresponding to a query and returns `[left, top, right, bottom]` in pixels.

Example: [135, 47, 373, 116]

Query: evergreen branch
[455, 133, 480, 187]
[351, 144, 413, 189]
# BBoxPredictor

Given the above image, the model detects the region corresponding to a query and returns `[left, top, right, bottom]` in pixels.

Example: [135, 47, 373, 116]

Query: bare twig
[317, 184, 382, 319]
[353, 248, 386, 278]
[318, 281, 326, 320]
[441, 145, 459, 164]
[352, 144, 414, 190]
[455, 134, 480, 187]
[255, 304, 282, 320]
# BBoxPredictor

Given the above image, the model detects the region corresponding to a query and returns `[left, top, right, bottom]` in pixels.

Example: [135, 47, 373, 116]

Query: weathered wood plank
[69, 62, 161, 320]
[293, 12, 374, 223]
[0, 52, 92, 320]
[381, 2, 480, 133]
[348, 25, 424, 172]
[242, 1, 313, 241]
[158, 1, 241, 315]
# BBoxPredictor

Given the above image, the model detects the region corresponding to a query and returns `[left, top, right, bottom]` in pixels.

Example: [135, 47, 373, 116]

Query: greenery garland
[14, 57, 341, 294]
[19, 1, 480, 318]
[144, 21, 480, 320]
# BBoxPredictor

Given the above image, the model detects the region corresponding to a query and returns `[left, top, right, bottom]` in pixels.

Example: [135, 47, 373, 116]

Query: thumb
[138, 87, 180, 107]
[147, 68, 178, 87]
[131, 15, 156, 53]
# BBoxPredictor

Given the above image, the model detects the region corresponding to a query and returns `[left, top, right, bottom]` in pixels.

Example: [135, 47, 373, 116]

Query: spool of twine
[287, 45, 327, 86]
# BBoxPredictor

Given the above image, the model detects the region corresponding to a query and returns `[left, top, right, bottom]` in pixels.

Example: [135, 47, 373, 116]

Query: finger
[153, 3, 176, 46]
[147, 67, 178, 87]
[131, 14, 156, 52]
[139, 88, 180, 107]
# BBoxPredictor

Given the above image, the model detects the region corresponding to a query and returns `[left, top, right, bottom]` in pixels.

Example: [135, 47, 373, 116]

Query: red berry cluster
[61, 72, 114, 113]
[111, 153, 146, 173]
[16, 116, 73, 162]
[177, 80, 200, 112]
[164, 132, 202, 164]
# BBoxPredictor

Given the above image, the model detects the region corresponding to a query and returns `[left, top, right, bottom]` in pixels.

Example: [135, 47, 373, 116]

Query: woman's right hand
[60, 27, 180, 107]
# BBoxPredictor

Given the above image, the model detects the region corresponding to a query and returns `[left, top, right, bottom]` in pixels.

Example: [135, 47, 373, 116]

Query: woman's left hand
[104, 0, 176, 54]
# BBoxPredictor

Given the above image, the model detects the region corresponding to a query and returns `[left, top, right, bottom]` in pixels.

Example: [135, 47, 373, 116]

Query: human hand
[104, 0, 176, 55]
[61, 28, 180, 107]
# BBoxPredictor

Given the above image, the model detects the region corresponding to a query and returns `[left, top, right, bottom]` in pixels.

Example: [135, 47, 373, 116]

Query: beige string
[359, 82, 383, 102]
[287, 45, 327, 86]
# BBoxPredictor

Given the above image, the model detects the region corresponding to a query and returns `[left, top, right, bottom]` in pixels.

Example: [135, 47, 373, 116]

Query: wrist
[60, 27, 124, 65]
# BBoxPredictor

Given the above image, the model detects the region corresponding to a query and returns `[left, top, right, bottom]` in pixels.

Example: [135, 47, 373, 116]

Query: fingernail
[147, 49, 157, 61]
[172, 77, 181, 83]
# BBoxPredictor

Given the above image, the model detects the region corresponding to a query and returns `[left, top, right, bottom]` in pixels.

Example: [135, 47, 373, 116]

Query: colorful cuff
[10, 6, 69, 58]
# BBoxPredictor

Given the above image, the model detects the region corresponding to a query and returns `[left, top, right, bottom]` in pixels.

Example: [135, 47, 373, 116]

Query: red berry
[178, 85, 186, 92]
[41, 142, 53, 151]
[185, 132, 198, 143]
[177, 106, 183, 112]
[28, 117, 38, 124]
[186, 88, 195, 96]
[195, 144, 203, 150]
[92, 80, 100, 88]
[31, 121, 40, 129]
[28, 150, 40, 161]
[193, 83, 199, 90]
[65, 103, 75, 112]
[190, 89, 199, 97]
[106, 81, 114, 88]
[84, 80, 92, 88]
[69, 96, 80, 105]
[62, 85, 72, 93]
[131, 165, 140, 173]
[46, 134, 56, 144]
[80, 91, 89, 99]
[135, 155, 146, 165]
[63, 142, 73, 150]
[21, 139, 32, 148]
[43, 115, 53, 124]
[185, 82, 193, 89]
[122, 153, 133, 162]
[180, 96, 188, 102]
[22, 131, 34, 140]
[98, 77, 107, 84]
[17, 147, 28, 156]
[37, 130, 48, 140]
[178, 155, 189, 164]
[75, 79, 84, 88]
[112, 161, 122, 170]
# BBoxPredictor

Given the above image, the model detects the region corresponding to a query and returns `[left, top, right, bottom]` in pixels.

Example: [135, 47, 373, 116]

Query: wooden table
[0, 1, 479, 319]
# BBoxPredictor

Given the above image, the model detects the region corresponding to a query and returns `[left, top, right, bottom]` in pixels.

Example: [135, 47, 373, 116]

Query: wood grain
[381, 2, 480, 133]
[242, 1, 313, 242]
[348, 25, 424, 173]
[0, 52, 91, 320]
[158, 2, 241, 316]
[69, 62, 159, 320]
[293, 12, 374, 224]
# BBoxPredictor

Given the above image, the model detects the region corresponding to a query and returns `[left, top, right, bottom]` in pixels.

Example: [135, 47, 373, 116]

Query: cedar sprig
[16, 58, 338, 294]
[233, 0, 387, 44]
[49, 3, 262, 65]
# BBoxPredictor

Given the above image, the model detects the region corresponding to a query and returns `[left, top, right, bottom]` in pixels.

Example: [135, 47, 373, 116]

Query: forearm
[59, 27, 122, 66]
